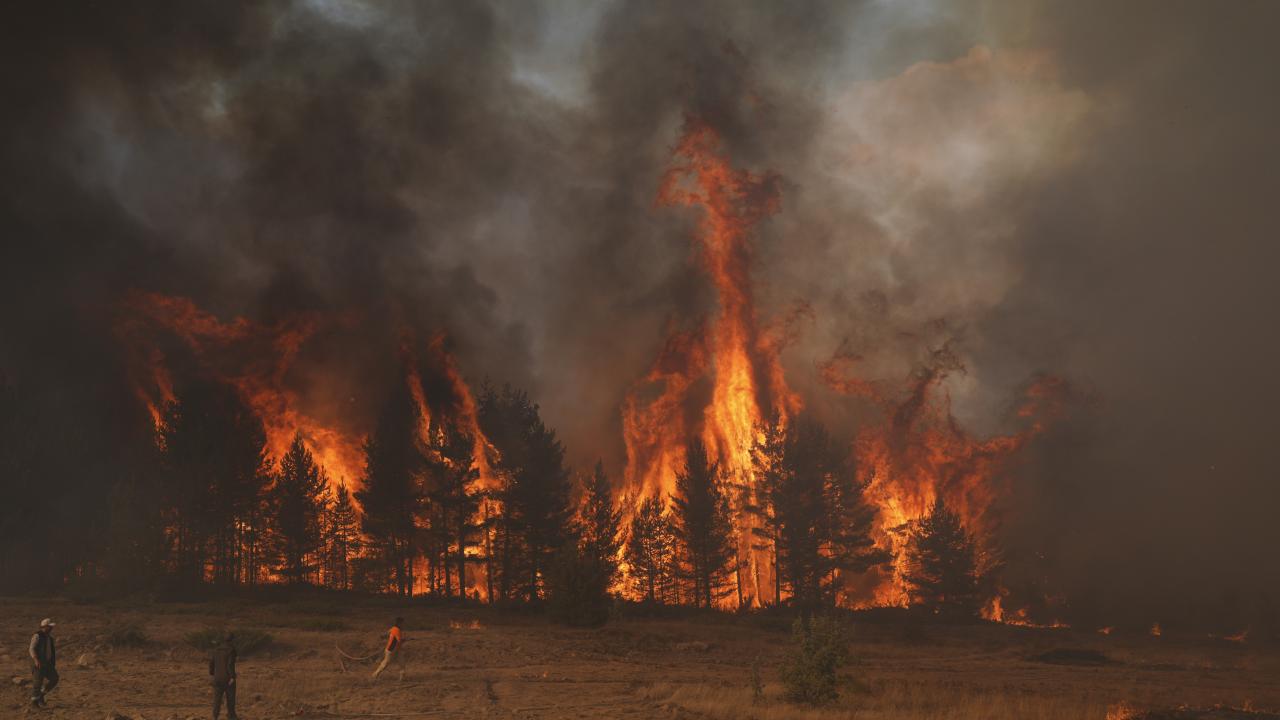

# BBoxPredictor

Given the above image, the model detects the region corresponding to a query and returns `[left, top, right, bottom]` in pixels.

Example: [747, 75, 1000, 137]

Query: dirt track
[2, 596, 1277, 720]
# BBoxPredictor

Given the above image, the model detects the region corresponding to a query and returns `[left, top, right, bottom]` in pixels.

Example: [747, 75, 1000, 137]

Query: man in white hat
[29, 618, 59, 708]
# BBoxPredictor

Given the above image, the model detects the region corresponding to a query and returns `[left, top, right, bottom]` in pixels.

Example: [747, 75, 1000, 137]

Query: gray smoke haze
[3, 0, 1278, 627]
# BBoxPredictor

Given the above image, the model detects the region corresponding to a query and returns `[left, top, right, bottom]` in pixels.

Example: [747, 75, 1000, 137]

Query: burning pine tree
[85, 117, 1067, 621]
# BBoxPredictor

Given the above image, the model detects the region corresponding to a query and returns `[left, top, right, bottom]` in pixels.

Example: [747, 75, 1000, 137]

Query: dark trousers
[213, 680, 237, 719]
[31, 664, 58, 701]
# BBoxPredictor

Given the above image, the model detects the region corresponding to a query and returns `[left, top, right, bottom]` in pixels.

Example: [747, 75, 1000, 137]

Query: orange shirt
[386, 626, 402, 652]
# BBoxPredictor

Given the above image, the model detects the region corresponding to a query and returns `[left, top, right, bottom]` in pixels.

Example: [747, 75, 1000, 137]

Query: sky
[2, 0, 1279, 625]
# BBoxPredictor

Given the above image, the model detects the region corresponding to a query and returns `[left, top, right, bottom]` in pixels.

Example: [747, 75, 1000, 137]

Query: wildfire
[400, 328, 503, 600]
[400, 328, 500, 491]
[622, 118, 1068, 612]
[623, 118, 797, 606]
[117, 291, 366, 485]
[117, 291, 499, 496]
[114, 119, 1070, 613]
[824, 341, 1070, 608]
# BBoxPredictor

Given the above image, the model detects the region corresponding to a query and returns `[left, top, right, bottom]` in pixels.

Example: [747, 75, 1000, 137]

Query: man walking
[29, 618, 58, 708]
[371, 617, 405, 681]
[209, 631, 238, 720]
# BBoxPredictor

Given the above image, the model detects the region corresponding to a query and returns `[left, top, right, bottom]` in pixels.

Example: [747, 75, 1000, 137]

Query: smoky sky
[3, 0, 1279, 625]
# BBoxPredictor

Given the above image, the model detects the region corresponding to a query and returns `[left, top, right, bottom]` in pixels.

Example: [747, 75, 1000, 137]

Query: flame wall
[5, 0, 1280, 628]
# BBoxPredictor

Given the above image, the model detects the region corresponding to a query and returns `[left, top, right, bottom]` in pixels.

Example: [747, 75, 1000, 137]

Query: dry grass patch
[641, 679, 1117, 720]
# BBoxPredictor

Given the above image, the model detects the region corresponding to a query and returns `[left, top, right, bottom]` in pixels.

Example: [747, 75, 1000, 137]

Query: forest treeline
[0, 375, 991, 620]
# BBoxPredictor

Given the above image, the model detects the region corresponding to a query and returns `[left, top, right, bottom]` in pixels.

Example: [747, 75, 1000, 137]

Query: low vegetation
[104, 621, 149, 647]
[1034, 647, 1115, 666]
[780, 615, 850, 706]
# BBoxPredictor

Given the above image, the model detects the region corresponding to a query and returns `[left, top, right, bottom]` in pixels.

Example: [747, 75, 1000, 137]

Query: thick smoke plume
[2, 1, 1278, 627]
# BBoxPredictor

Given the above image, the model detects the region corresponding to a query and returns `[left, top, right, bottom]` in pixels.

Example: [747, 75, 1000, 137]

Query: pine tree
[323, 482, 362, 590]
[546, 538, 612, 627]
[423, 420, 481, 599]
[102, 468, 168, 591]
[0, 378, 147, 591]
[624, 495, 677, 603]
[671, 439, 735, 609]
[580, 461, 623, 589]
[753, 415, 888, 609]
[357, 384, 425, 596]
[269, 434, 329, 584]
[478, 384, 573, 603]
[823, 444, 889, 601]
[159, 377, 269, 586]
[749, 415, 788, 606]
[902, 496, 983, 617]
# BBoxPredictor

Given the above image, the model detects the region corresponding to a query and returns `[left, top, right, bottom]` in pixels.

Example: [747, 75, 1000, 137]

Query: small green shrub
[781, 615, 849, 706]
[184, 627, 274, 656]
[750, 655, 765, 705]
[105, 622, 149, 647]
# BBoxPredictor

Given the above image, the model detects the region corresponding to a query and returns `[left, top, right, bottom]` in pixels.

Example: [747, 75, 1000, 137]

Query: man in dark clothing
[209, 631, 238, 720]
[29, 618, 58, 708]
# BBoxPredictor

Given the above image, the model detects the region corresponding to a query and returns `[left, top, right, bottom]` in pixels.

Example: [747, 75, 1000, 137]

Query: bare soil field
[2, 595, 1277, 720]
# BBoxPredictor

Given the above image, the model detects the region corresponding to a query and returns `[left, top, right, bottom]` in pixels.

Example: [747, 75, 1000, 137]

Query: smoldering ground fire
[3, 0, 1280, 642]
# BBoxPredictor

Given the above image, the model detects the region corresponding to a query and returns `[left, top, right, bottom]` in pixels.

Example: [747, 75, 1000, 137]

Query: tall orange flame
[623, 118, 798, 606]
[626, 119, 1068, 612]
[118, 292, 504, 497]
[823, 344, 1070, 608]
[118, 291, 366, 486]
[400, 328, 500, 491]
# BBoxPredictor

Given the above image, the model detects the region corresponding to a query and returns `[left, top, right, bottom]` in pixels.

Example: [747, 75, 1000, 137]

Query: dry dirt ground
[1, 595, 1277, 720]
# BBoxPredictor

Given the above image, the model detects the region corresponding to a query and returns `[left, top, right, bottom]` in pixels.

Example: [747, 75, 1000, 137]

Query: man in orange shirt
[371, 617, 405, 681]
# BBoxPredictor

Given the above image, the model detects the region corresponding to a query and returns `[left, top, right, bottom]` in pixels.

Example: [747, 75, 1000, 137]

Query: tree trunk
[456, 517, 467, 600]
[485, 513, 494, 603]
[773, 540, 781, 608]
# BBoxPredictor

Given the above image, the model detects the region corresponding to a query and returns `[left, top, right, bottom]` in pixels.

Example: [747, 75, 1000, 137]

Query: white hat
[39, 618, 55, 628]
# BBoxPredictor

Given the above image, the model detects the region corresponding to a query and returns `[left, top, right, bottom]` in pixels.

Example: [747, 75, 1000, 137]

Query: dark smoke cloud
[972, 1, 1280, 629]
[2, 0, 1277, 625]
